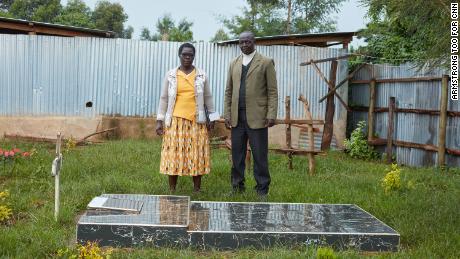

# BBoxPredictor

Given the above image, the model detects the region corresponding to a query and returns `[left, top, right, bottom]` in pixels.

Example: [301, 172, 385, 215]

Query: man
[224, 31, 278, 197]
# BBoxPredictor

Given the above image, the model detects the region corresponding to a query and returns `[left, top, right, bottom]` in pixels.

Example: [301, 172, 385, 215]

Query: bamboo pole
[368, 79, 376, 141]
[438, 75, 449, 166]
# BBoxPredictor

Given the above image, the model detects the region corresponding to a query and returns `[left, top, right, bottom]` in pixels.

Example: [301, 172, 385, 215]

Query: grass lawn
[0, 139, 459, 258]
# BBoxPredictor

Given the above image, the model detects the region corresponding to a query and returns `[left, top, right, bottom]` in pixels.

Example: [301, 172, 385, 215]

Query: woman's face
[180, 47, 195, 67]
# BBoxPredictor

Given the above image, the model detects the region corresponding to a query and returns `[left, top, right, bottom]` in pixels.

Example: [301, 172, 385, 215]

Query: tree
[221, 0, 284, 37]
[121, 25, 133, 39]
[221, 0, 345, 37]
[358, 0, 450, 68]
[9, 0, 62, 22]
[140, 27, 151, 40]
[142, 14, 193, 42]
[31, 0, 60, 22]
[1, 0, 133, 38]
[170, 18, 193, 42]
[0, 0, 15, 12]
[210, 28, 230, 42]
[155, 14, 174, 41]
[92, 1, 128, 38]
[54, 0, 93, 28]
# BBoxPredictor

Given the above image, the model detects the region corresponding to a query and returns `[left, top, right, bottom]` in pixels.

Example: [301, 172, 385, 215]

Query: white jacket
[156, 67, 219, 127]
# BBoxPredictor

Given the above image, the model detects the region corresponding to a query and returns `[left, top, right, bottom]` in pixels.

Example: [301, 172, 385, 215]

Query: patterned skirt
[159, 116, 210, 176]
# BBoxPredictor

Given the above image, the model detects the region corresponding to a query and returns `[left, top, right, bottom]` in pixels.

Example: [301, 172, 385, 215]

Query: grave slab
[77, 195, 399, 251]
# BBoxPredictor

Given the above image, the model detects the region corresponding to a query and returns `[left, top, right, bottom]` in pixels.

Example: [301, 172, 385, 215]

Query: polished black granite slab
[188, 201, 399, 251]
[77, 195, 399, 251]
[77, 194, 190, 247]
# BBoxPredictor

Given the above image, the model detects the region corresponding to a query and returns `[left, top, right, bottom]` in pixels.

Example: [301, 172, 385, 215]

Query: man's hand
[225, 119, 232, 129]
[265, 119, 276, 128]
[156, 121, 164, 136]
[207, 121, 215, 131]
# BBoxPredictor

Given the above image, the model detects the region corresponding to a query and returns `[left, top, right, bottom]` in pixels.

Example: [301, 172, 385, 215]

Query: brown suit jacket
[224, 52, 278, 129]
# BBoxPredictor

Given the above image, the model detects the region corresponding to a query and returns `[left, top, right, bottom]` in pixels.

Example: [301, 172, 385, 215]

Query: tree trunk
[286, 0, 292, 34]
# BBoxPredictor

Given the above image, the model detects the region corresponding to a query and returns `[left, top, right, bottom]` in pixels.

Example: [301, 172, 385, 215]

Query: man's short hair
[178, 43, 196, 56]
[239, 31, 255, 39]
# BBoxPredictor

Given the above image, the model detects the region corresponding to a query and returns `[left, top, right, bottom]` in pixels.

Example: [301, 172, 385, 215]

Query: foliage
[220, 0, 346, 37]
[9, 0, 62, 22]
[344, 121, 379, 160]
[53, 0, 93, 28]
[0, 0, 132, 38]
[57, 241, 113, 259]
[0, 139, 459, 258]
[381, 163, 416, 194]
[0, 10, 13, 18]
[169, 19, 193, 42]
[155, 14, 174, 41]
[381, 163, 401, 193]
[210, 28, 230, 42]
[0, 147, 31, 175]
[316, 247, 337, 259]
[92, 1, 128, 38]
[0, 190, 12, 224]
[64, 136, 77, 152]
[0, 0, 15, 12]
[142, 14, 193, 42]
[358, 0, 450, 68]
[121, 25, 133, 39]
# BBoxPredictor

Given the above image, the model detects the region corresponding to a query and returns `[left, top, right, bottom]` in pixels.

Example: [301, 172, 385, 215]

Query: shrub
[381, 163, 401, 193]
[344, 121, 379, 160]
[0, 147, 32, 175]
[0, 190, 12, 223]
[57, 241, 113, 259]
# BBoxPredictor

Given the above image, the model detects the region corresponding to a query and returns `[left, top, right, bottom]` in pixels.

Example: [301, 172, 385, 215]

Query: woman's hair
[178, 42, 196, 56]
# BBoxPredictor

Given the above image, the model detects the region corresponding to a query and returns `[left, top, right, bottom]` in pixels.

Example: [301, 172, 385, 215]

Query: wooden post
[321, 60, 338, 150]
[387, 97, 396, 163]
[299, 95, 315, 175]
[368, 78, 376, 141]
[285, 96, 293, 169]
[438, 75, 449, 166]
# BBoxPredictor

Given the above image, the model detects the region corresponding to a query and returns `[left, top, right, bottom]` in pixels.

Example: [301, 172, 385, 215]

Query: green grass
[0, 139, 459, 258]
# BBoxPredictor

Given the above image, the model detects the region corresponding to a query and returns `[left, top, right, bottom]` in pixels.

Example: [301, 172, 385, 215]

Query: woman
[156, 43, 219, 193]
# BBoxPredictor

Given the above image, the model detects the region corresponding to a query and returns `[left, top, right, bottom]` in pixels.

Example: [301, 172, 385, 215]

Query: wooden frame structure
[270, 96, 324, 175]
[214, 95, 324, 175]
[350, 73, 460, 165]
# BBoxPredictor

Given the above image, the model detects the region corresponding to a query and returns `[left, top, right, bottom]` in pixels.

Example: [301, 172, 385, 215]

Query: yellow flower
[0, 205, 12, 222]
[381, 163, 401, 193]
[0, 190, 9, 200]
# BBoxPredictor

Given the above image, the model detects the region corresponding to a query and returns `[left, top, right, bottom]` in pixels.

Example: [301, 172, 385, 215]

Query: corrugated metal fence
[349, 63, 459, 167]
[0, 35, 348, 121]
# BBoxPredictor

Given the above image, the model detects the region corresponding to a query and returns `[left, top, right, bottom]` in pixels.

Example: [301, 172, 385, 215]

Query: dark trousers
[231, 109, 271, 195]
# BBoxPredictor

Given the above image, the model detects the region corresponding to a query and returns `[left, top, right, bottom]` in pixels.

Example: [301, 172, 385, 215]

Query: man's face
[238, 33, 255, 55]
